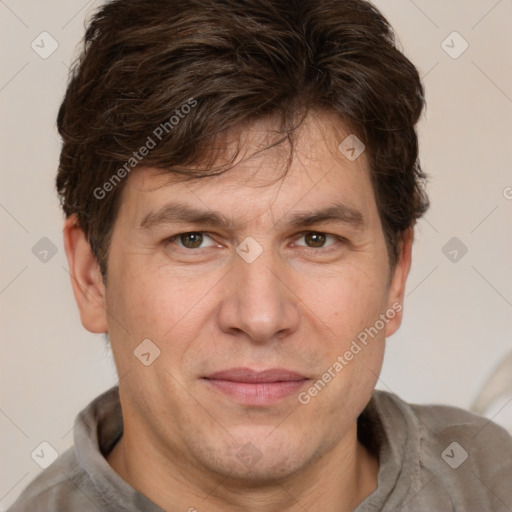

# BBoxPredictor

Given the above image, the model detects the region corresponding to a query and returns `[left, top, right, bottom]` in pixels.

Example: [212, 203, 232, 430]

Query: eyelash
[164, 231, 346, 252]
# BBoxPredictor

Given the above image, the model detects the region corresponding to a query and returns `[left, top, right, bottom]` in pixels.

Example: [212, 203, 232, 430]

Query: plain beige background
[1, 0, 511, 508]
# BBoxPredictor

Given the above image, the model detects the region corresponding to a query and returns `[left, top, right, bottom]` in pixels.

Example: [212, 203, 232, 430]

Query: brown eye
[304, 232, 327, 247]
[179, 232, 204, 248]
[167, 232, 217, 251]
[294, 232, 339, 250]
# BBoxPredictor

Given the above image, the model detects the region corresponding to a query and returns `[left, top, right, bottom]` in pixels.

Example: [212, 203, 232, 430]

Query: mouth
[202, 367, 311, 406]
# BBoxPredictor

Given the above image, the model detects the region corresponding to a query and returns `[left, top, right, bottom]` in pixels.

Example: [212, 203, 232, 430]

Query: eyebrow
[138, 201, 366, 232]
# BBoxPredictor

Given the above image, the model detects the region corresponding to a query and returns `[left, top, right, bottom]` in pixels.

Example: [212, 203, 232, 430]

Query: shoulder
[412, 398, 512, 477]
[6, 447, 104, 512]
[5, 384, 122, 512]
[405, 394, 512, 461]
[372, 390, 512, 510]
[372, 388, 512, 449]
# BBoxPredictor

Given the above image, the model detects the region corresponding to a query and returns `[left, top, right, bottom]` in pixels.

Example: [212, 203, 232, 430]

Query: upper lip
[203, 367, 308, 383]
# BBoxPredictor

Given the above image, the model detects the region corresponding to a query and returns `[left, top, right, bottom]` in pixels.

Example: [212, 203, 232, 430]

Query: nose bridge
[219, 244, 299, 341]
[240, 252, 281, 304]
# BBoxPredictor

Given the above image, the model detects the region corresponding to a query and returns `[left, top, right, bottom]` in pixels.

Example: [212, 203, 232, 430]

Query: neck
[107, 418, 378, 512]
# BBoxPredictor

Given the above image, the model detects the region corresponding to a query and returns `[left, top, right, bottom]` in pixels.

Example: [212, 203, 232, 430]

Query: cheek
[301, 263, 389, 341]
[302, 269, 388, 413]
[107, 261, 221, 350]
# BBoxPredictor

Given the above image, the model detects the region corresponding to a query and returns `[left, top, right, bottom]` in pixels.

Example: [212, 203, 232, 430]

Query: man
[9, 0, 512, 510]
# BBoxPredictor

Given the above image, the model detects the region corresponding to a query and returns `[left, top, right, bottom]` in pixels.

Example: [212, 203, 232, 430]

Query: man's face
[75, 112, 409, 482]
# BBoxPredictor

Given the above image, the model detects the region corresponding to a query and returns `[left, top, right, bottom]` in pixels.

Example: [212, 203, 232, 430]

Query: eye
[168, 232, 217, 249]
[294, 231, 339, 248]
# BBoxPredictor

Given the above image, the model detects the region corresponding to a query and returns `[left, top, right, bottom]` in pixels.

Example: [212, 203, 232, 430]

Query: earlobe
[385, 228, 413, 337]
[63, 215, 108, 333]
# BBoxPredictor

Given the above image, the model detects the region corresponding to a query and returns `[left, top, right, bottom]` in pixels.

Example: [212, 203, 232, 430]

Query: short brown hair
[56, 0, 428, 280]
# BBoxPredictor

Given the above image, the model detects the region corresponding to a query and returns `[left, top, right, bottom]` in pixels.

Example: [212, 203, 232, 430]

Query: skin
[63, 111, 412, 512]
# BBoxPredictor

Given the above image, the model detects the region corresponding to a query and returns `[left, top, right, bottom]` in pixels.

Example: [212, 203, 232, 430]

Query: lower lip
[203, 379, 309, 406]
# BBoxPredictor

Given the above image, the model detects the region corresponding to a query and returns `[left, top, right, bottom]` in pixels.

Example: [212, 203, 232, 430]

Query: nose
[216, 249, 300, 343]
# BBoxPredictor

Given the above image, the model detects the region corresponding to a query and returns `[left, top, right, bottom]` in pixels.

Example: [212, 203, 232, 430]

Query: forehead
[116, 112, 378, 229]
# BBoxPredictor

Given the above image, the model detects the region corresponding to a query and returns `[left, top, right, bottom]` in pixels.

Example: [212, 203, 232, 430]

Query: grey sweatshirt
[7, 386, 512, 511]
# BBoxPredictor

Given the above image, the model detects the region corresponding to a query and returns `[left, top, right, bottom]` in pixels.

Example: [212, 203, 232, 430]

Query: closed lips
[203, 368, 309, 383]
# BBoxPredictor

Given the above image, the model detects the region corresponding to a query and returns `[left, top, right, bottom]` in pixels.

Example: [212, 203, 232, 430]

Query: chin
[212, 454, 311, 485]
[190, 428, 319, 484]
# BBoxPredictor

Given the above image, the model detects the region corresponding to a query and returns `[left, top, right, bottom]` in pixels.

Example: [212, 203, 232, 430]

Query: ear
[385, 227, 413, 337]
[63, 215, 108, 333]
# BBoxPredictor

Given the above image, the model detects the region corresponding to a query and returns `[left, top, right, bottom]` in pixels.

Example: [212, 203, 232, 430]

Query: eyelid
[164, 230, 347, 252]
[166, 231, 217, 249]
[292, 231, 341, 248]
